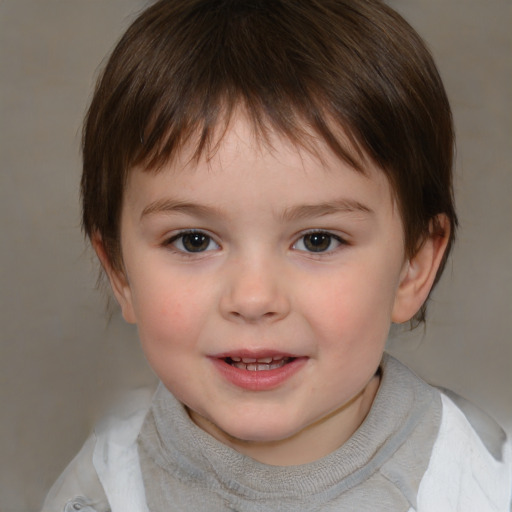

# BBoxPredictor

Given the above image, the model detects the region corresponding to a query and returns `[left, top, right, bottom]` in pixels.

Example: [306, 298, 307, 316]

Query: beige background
[1, 1, 510, 510]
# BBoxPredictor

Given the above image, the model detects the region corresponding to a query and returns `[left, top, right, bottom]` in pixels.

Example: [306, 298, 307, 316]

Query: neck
[190, 372, 381, 466]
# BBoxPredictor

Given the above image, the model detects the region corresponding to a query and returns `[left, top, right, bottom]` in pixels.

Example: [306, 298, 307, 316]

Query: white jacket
[42, 390, 511, 512]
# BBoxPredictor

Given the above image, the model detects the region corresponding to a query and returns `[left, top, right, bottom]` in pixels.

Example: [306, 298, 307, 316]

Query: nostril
[220, 280, 290, 322]
[229, 308, 276, 317]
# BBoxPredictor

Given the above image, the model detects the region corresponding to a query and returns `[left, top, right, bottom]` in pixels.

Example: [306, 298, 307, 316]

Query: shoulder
[438, 388, 508, 461]
[40, 434, 110, 512]
[41, 388, 154, 512]
[416, 390, 512, 512]
[92, 388, 152, 512]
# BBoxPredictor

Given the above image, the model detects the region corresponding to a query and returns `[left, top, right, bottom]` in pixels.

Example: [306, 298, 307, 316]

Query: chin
[214, 413, 306, 445]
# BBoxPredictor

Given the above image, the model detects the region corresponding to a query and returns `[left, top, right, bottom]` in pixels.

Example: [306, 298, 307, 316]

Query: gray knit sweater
[42, 354, 510, 511]
[137, 355, 441, 511]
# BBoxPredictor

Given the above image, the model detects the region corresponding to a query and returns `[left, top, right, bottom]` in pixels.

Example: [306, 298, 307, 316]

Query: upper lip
[212, 349, 300, 360]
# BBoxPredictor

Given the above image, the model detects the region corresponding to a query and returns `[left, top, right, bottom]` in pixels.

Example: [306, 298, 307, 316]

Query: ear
[92, 234, 137, 324]
[392, 215, 450, 324]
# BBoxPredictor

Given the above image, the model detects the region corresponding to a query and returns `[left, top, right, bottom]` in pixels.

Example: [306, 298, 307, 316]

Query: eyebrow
[281, 199, 373, 222]
[141, 197, 373, 222]
[140, 199, 221, 220]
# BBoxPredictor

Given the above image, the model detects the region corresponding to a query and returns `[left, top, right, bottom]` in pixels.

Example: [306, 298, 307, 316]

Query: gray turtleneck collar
[137, 354, 441, 511]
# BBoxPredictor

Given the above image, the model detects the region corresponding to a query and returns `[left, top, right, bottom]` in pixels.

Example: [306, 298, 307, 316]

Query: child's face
[108, 116, 416, 464]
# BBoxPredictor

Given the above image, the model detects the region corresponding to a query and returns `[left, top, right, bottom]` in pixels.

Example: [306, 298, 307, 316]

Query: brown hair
[82, 0, 457, 322]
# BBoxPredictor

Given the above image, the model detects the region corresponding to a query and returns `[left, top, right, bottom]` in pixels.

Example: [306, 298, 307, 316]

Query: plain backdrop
[1, 1, 511, 510]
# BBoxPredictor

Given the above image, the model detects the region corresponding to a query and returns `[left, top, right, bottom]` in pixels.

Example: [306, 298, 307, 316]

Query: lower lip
[210, 357, 308, 391]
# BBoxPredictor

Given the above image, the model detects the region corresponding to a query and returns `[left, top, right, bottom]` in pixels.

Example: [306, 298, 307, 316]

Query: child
[42, 0, 511, 510]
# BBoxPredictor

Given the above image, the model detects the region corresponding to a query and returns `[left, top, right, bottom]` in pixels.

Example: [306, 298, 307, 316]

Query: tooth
[230, 358, 290, 371]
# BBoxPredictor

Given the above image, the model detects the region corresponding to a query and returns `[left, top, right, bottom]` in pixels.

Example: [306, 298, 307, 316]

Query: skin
[96, 116, 449, 466]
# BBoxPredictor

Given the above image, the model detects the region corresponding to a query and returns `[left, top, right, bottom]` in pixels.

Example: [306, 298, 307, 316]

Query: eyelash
[292, 230, 346, 254]
[165, 229, 346, 256]
[165, 230, 220, 255]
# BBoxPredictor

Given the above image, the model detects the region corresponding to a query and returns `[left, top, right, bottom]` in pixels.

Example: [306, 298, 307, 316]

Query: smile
[225, 356, 291, 371]
[211, 353, 307, 391]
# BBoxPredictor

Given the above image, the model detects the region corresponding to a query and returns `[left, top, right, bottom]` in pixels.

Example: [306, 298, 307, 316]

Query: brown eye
[294, 232, 342, 253]
[303, 233, 331, 252]
[182, 233, 210, 252]
[170, 231, 219, 253]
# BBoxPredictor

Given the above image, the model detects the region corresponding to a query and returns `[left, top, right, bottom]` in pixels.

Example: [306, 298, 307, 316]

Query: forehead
[140, 108, 381, 181]
[124, 114, 398, 222]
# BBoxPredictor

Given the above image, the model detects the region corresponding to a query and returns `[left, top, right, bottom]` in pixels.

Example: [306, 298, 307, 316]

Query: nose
[219, 256, 290, 323]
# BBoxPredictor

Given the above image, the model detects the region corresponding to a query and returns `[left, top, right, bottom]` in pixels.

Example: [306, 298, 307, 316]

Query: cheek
[131, 274, 211, 348]
[302, 264, 399, 347]
[132, 280, 212, 391]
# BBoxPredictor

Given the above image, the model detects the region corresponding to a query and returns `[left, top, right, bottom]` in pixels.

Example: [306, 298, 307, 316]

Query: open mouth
[224, 356, 293, 371]
[212, 354, 306, 390]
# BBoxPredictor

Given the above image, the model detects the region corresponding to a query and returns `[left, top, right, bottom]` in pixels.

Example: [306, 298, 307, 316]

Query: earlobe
[392, 215, 450, 324]
[91, 234, 137, 324]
